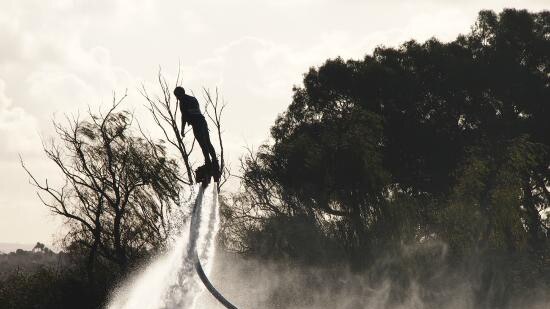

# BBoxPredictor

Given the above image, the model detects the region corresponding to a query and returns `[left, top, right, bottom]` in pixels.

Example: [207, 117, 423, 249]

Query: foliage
[21, 95, 183, 277]
[226, 9, 550, 306]
[0, 263, 114, 309]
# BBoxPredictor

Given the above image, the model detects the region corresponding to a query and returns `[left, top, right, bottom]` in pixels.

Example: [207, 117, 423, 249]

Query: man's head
[174, 86, 186, 99]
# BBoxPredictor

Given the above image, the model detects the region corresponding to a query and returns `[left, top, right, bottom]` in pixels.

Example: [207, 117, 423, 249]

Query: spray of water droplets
[107, 185, 220, 309]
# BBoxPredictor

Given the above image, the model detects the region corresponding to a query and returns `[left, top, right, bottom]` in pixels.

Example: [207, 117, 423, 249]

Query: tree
[21, 93, 182, 279]
[228, 9, 549, 267]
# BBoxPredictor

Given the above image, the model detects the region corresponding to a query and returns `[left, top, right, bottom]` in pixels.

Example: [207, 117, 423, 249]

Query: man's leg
[198, 129, 220, 181]
[193, 132, 212, 186]
[203, 135, 218, 165]
[192, 121, 211, 163]
[206, 140, 220, 181]
[196, 134, 212, 167]
[193, 118, 220, 181]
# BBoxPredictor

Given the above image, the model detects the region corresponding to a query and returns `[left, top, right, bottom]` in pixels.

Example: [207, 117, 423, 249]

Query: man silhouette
[174, 86, 221, 183]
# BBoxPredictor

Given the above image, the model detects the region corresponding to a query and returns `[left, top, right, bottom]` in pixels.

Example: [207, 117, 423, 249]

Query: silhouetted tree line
[0, 244, 106, 309]
[222, 9, 550, 308]
[0, 243, 58, 278]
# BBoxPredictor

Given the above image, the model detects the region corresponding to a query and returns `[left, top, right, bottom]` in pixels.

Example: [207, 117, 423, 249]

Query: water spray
[107, 183, 239, 309]
[191, 185, 239, 309]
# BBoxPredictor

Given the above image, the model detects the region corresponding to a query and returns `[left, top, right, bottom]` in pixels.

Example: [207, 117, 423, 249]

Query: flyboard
[189, 166, 239, 309]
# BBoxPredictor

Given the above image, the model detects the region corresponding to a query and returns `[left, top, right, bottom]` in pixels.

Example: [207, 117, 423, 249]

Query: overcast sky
[0, 0, 548, 248]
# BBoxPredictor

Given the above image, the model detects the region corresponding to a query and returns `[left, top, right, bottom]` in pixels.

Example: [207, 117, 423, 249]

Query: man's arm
[180, 102, 186, 138]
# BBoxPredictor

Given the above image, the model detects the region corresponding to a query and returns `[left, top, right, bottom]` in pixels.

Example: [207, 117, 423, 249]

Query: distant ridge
[0, 242, 35, 254]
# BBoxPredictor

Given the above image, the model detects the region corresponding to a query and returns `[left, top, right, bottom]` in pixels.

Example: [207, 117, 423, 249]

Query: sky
[0, 0, 548, 249]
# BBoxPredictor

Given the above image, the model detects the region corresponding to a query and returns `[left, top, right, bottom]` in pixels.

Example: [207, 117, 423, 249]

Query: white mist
[107, 185, 220, 309]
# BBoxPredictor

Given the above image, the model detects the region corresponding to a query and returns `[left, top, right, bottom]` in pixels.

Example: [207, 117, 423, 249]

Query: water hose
[190, 185, 239, 309]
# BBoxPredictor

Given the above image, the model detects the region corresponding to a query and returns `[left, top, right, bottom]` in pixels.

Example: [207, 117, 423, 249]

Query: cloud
[0, 6, 136, 122]
[0, 79, 59, 246]
[0, 79, 40, 160]
[0, 0, 141, 245]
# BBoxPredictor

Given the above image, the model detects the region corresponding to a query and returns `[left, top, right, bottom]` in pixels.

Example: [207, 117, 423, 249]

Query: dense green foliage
[225, 9, 550, 307]
[0, 244, 116, 309]
[0, 248, 114, 309]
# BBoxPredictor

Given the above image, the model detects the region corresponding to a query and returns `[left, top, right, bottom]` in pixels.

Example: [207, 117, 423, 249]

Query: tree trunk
[87, 235, 99, 286]
[113, 212, 127, 270]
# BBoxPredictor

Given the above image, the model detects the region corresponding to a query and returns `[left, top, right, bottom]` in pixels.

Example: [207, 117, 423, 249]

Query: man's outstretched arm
[180, 107, 186, 138]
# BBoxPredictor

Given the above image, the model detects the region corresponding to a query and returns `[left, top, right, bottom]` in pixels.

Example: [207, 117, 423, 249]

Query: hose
[190, 185, 239, 309]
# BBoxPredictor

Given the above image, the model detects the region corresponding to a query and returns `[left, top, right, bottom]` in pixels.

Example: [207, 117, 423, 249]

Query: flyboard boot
[195, 160, 221, 187]
[195, 164, 212, 187]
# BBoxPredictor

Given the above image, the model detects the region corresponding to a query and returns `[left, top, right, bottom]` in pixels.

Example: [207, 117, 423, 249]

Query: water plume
[107, 185, 219, 309]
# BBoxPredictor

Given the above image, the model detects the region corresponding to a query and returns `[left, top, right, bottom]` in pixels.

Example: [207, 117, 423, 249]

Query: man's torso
[181, 94, 204, 124]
